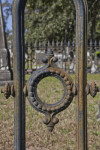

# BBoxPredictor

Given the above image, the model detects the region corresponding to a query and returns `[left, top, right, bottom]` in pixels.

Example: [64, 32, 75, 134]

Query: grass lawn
[0, 74, 100, 150]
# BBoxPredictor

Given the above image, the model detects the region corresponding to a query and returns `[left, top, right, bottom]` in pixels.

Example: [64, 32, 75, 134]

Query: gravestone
[69, 62, 75, 73]
[56, 54, 63, 68]
[91, 61, 97, 73]
[68, 51, 75, 73]
[35, 50, 45, 69]
[0, 1, 12, 85]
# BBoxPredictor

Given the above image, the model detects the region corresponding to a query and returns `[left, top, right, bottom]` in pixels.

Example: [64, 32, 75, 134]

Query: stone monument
[0, 1, 12, 85]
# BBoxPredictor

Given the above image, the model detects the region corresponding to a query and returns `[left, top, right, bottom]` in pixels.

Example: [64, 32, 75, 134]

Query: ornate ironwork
[26, 49, 77, 132]
[1, 0, 100, 149]
[86, 82, 100, 97]
[1, 83, 15, 99]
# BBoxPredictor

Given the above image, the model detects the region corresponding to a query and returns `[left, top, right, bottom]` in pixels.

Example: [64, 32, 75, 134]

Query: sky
[1, 0, 13, 31]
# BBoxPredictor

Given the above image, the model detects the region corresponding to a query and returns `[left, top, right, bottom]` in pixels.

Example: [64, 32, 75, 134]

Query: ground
[0, 74, 100, 150]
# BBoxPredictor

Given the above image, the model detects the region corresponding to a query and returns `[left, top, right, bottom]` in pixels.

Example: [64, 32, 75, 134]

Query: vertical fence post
[13, 0, 26, 149]
[74, 0, 88, 149]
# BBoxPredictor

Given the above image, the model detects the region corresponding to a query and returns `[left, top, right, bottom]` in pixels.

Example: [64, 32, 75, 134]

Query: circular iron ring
[27, 67, 74, 114]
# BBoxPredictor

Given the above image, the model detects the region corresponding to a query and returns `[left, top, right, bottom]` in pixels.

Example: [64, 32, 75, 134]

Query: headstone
[0, 1, 12, 84]
[87, 51, 91, 73]
[55, 53, 63, 68]
[35, 50, 45, 69]
[69, 62, 75, 73]
[68, 51, 75, 73]
[91, 61, 97, 73]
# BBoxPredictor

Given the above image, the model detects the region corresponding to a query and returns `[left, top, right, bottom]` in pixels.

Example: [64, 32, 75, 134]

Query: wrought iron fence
[2, 0, 100, 150]
[21, 39, 100, 74]
[9, 39, 100, 74]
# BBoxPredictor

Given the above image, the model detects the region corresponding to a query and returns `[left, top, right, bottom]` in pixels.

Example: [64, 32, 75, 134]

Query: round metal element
[27, 67, 74, 114]
[37, 76, 65, 104]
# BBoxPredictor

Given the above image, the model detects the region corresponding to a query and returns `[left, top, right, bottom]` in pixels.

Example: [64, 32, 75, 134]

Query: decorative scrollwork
[26, 49, 77, 131]
[86, 82, 100, 97]
[1, 83, 15, 99]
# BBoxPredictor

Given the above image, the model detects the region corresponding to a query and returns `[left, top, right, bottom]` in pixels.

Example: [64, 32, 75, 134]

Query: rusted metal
[1, 83, 15, 98]
[12, 0, 27, 150]
[27, 49, 77, 132]
[72, 85, 77, 96]
[23, 85, 28, 97]
[12, 0, 88, 149]
[74, 0, 88, 149]
[85, 83, 90, 95]
[86, 82, 100, 97]
[2, 0, 99, 149]
[89, 82, 99, 97]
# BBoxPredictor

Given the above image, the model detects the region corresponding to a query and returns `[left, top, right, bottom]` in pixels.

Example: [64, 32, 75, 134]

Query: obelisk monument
[0, 1, 12, 83]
